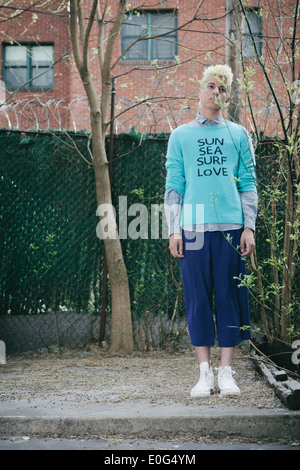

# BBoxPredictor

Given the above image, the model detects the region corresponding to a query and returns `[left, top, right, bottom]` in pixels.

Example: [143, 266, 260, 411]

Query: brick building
[0, 0, 298, 136]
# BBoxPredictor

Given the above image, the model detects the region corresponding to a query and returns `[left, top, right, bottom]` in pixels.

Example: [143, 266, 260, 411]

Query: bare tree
[70, 0, 134, 355]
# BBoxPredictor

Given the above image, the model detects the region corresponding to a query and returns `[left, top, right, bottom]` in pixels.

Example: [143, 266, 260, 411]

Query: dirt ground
[0, 342, 283, 409]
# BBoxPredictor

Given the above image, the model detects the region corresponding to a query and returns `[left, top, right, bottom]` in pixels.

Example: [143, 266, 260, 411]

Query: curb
[1, 402, 300, 440]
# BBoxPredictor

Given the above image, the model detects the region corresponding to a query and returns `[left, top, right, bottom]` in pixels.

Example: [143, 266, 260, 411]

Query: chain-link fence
[0, 129, 298, 354]
[0, 129, 188, 354]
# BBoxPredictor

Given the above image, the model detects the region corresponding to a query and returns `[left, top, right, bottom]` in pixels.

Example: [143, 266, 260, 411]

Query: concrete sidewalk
[0, 345, 300, 443]
[1, 397, 300, 441]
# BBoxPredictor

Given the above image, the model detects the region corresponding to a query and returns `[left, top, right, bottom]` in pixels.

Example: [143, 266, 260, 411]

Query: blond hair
[200, 65, 233, 93]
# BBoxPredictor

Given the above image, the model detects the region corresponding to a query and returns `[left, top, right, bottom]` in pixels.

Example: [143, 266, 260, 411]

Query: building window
[3, 44, 54, 89]
[242, 9, 263, 59]
[121, 10, 178, 61]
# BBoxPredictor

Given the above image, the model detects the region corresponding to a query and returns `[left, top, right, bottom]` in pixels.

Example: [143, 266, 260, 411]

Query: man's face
[199, 76, 229, 112]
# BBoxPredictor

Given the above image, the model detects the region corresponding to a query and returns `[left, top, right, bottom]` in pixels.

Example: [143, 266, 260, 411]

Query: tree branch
[101, 0, 127, 130]
[107, 94, 195, 126]
[77, 0, 86, 53]
[83, 0, 98, 72]
[69, 0, 83, 71]
[96, 1, 104, 72]
[290, 0, 299, 83]
[102, 0, 126, 77]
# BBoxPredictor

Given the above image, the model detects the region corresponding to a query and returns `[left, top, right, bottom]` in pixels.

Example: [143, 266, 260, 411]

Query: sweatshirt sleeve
[165, 129, 186, 197]
[237, 128, 257, 193]
[240, 191, 258, 231]
[164, 189, 183, 236]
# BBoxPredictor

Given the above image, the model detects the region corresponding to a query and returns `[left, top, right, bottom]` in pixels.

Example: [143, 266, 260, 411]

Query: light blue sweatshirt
[165, 120, 257, 227]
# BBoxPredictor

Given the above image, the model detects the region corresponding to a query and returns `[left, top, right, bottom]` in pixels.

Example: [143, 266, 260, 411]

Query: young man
[164, 64, 258, 397]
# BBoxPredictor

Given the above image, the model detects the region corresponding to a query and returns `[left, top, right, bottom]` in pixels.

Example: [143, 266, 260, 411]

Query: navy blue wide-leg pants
[180, 228, 251, 347]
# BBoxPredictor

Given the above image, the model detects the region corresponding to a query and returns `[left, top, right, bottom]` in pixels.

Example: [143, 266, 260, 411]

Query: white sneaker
[190, 361, 214, 397]
[218, 366, 241, 396]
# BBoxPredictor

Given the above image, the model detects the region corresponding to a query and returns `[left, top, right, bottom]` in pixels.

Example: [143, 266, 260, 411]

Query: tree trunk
[91, 104, 133, 356]
[69, 0, 134, 355]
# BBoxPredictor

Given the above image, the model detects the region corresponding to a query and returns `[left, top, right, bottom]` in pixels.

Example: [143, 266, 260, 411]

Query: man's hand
[240, 227, 255, 256]
[169, 233, 184, 258]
